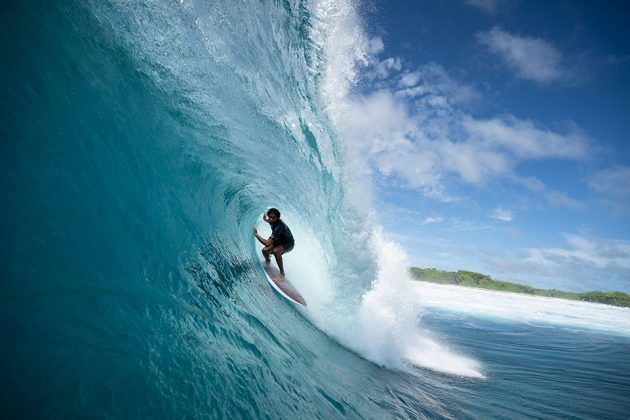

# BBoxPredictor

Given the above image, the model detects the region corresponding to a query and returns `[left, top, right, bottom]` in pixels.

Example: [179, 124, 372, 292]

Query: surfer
[253, 208, 294, 281]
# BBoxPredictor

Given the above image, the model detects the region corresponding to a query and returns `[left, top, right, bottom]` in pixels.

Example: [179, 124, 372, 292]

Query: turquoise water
[421, 310, 630, 418]
[2, 1, 629, 418]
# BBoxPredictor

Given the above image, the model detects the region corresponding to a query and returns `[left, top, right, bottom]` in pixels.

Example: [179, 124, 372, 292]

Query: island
[409, 267, 630, 308]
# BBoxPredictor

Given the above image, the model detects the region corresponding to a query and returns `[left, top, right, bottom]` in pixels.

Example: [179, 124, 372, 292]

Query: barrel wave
[1, 0, 478, 416]
[19, 0, 630, 418]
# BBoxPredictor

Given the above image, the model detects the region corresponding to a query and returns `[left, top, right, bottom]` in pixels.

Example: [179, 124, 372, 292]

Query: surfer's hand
[253, 227, 258, 235]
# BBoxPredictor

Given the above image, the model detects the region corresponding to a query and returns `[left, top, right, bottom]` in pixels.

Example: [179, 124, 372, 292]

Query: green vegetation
[409, 267, 630, 308]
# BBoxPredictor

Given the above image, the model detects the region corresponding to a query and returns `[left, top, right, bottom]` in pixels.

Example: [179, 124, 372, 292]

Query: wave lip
[299, 0, 486, 379]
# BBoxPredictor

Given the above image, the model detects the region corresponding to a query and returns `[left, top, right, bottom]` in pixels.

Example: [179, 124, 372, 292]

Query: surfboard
[261, 261, 307, 306]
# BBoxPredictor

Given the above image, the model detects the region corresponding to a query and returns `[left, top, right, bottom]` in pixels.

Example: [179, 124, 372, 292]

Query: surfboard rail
[261, 262, 306, 306]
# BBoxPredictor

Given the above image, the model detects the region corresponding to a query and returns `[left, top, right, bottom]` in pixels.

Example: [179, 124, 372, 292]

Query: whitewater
[1, 0, 629, 418]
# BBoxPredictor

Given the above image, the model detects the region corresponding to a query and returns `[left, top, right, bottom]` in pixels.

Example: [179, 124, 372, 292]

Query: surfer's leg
[272, 245, 285, 279]
[262, 244, 273, 264]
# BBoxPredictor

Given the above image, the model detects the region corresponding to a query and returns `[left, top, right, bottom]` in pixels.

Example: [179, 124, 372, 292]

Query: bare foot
[277, 274, 285, 282]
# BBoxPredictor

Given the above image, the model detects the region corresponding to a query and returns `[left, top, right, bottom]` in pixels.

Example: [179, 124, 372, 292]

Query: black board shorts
[280, 242, 294, 254]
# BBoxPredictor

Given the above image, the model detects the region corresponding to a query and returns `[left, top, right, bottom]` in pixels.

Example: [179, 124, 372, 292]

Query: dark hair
[267, 208, 281, 218]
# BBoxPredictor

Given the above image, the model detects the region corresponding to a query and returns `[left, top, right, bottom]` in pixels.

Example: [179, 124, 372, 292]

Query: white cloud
[368, 37, 384, 55]
[374, 57, 402, 79]
[526, 234, 630, 275]
[515, 176, 584, 209]
[483, 234, 630, 291]
[588, 165, 630, 199]
[338, 89, 448, 198]
[444, 217, 493, 233]
[588, 165, 630, 214]
[422, 216, 444, 225]
[490, 208, 513, 221]
[334, 44, 592, 212]
[438, 140, 510, 185]
[399, 71, 421, 88]
[477, 27, 565, 83]
[465, 0, 501, 15]
[463, 116, 590, 160]
[339, 86, 591, 196]
[395, 63, 480, 106]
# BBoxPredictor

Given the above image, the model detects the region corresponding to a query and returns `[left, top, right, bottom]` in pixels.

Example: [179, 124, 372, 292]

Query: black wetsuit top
[270, 219, 294, 249]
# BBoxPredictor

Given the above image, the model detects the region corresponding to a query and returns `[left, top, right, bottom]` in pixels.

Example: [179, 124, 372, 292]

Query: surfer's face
[267, 213, 278, 223]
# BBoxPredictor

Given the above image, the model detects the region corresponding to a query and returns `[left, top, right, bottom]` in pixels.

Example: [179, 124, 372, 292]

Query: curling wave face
[2, 0, 483, 417]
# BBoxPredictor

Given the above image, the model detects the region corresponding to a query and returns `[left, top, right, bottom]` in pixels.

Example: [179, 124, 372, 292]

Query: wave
[83, 0, 484, 378]
[3, 7, 485, 419]
[412, 281, 630, 336]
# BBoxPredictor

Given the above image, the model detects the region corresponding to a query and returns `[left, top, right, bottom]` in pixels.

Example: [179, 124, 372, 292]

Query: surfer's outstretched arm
[253, 227, 272, 246]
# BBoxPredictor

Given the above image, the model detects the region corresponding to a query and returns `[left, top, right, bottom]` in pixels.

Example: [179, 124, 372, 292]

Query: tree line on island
[409, 267, 630, 308]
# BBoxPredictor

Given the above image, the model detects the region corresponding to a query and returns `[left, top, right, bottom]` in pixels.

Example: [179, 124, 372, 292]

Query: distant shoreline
[409, 267, 630, 308]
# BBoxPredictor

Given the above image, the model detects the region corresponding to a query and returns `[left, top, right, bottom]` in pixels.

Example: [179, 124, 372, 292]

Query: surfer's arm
[253, 227, 272, 246]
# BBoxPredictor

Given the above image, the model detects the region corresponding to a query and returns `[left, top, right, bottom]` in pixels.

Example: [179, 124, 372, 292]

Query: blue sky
[341, 0, 630, 292]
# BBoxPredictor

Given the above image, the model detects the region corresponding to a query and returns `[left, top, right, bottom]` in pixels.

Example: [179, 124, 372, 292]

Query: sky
[342, 0, 630, 292]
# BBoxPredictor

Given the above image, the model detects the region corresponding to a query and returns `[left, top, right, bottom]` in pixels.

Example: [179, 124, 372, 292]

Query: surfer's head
[267, 208, 280, 218]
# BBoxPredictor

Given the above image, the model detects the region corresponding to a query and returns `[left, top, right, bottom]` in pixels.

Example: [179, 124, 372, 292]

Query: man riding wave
[253, 208, 294, 281]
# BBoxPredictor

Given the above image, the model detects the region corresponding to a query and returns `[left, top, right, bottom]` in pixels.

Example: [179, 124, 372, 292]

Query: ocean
[1, 0, 629, 418]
